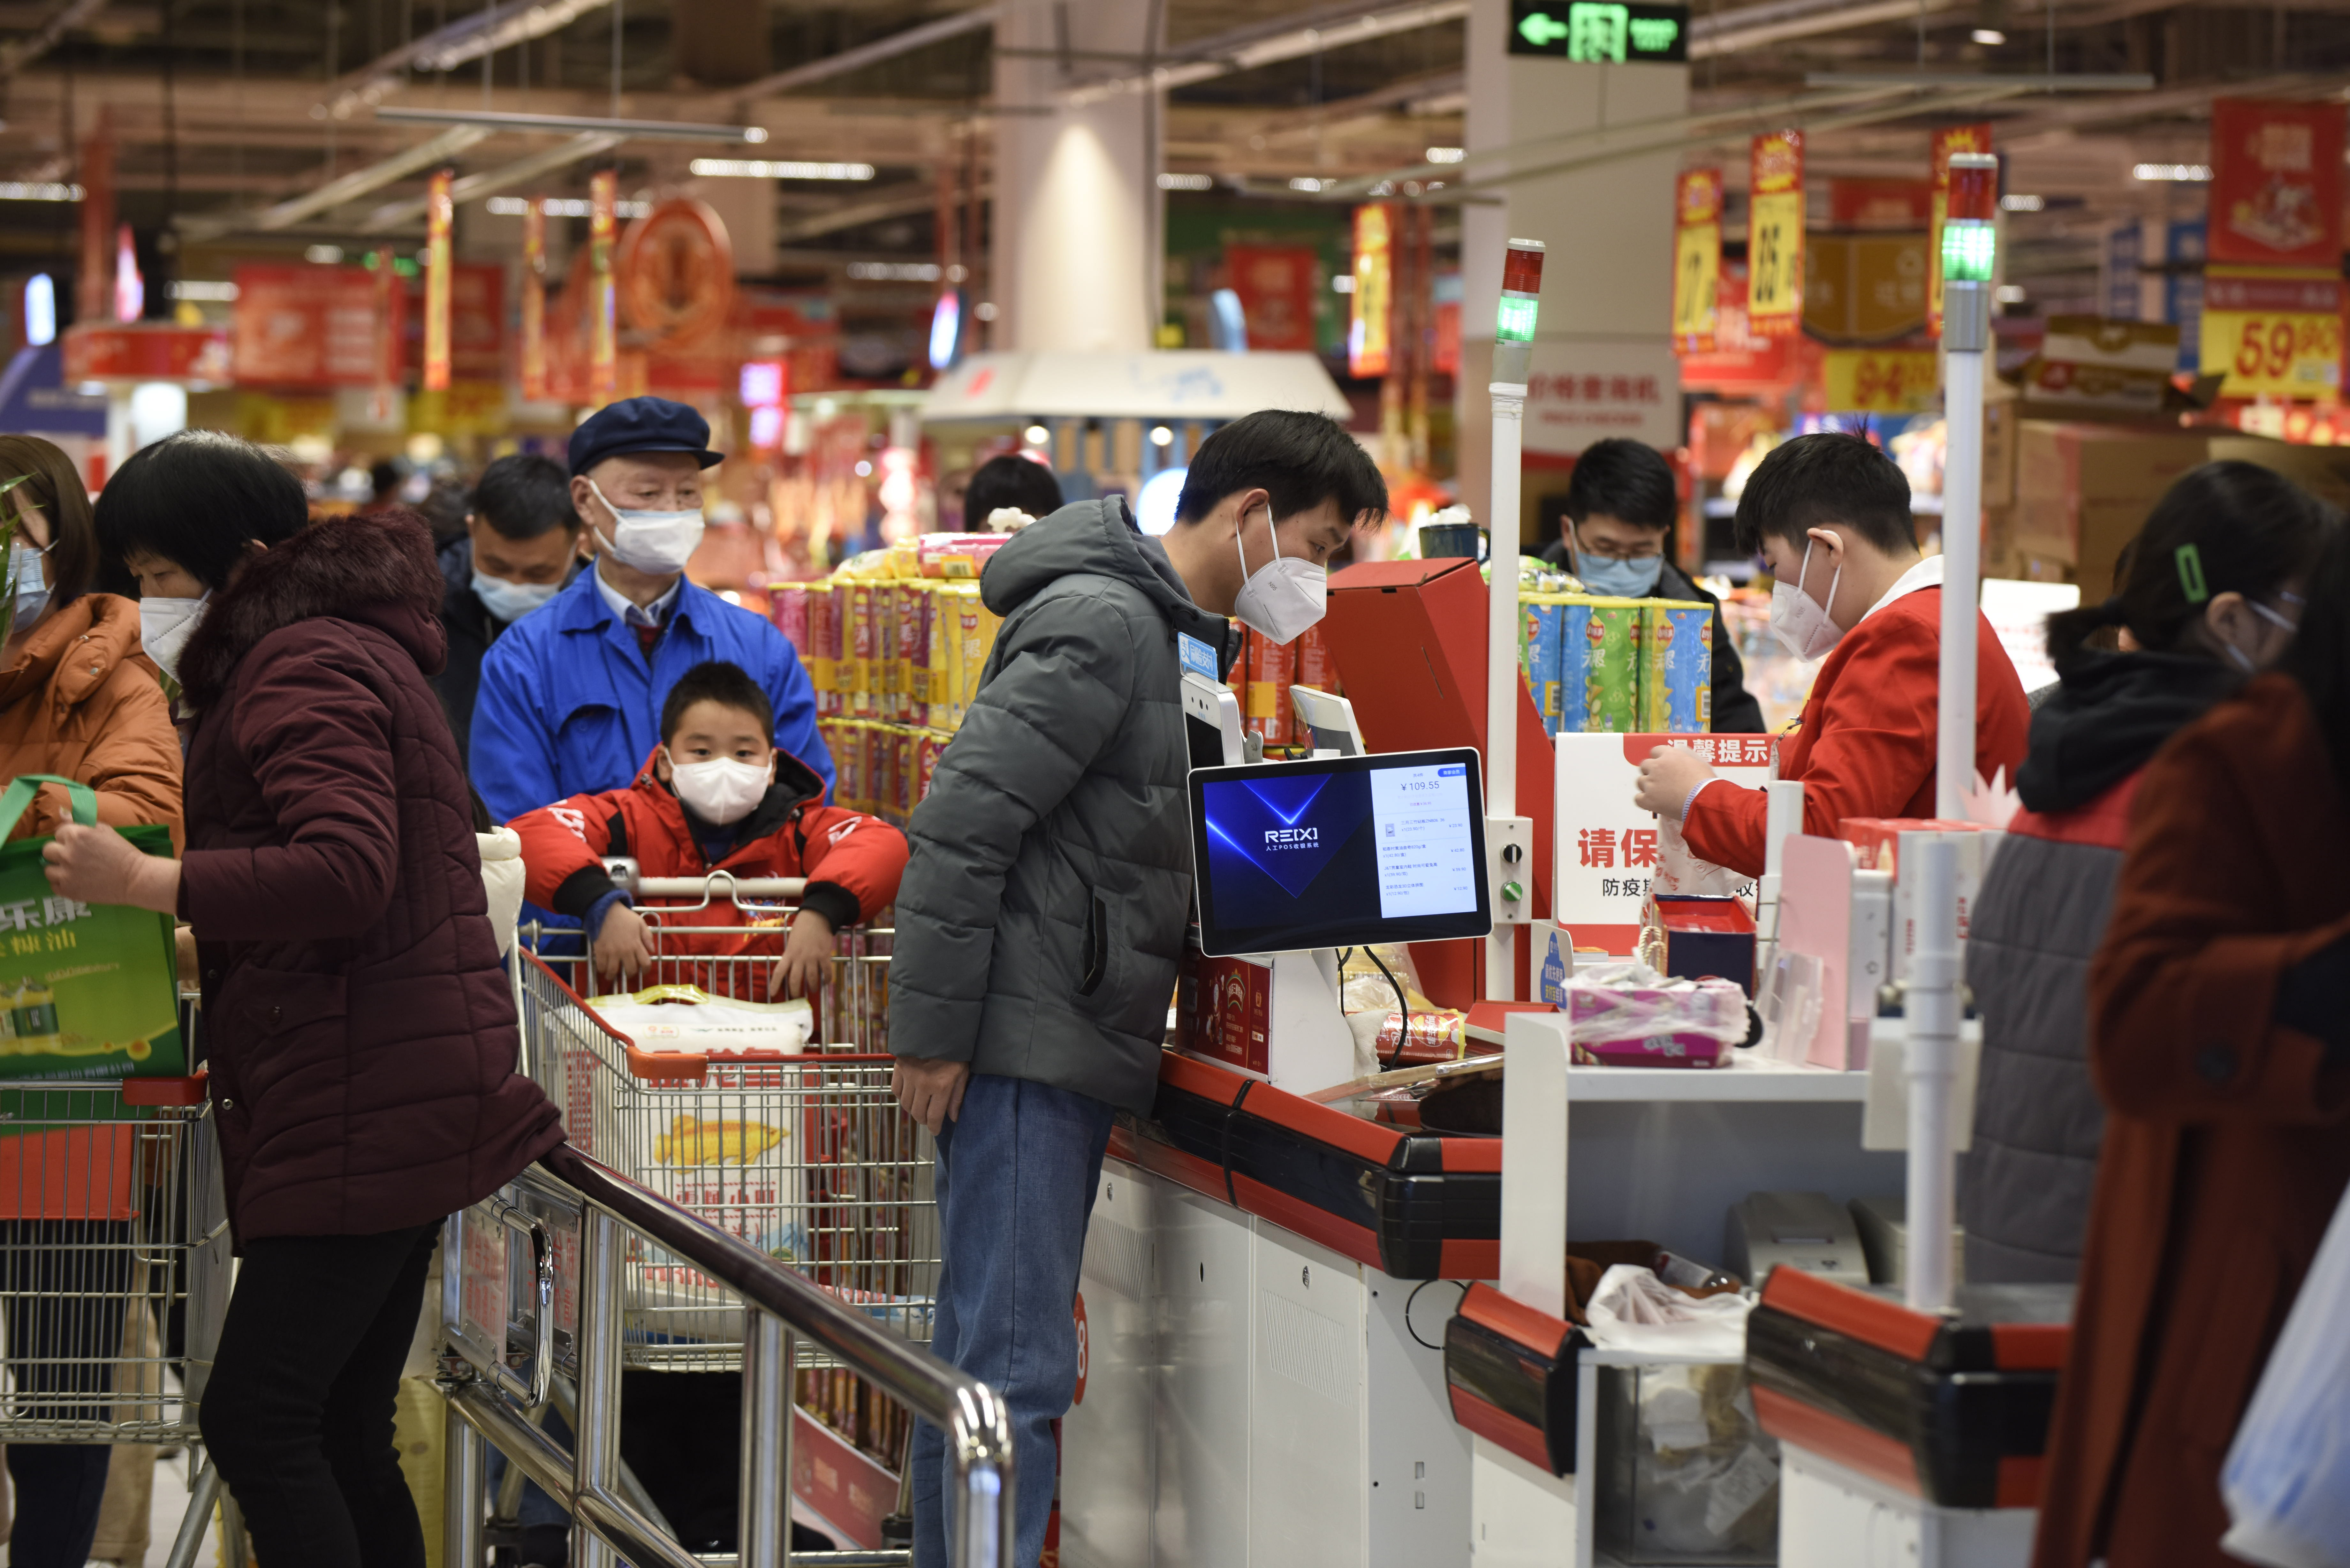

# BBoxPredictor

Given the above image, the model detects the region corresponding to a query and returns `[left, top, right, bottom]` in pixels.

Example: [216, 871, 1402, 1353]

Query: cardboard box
[1980, 381, 2021, 510]
[2209, 435, 2350, 514]
[2014, 423, 2219, 595]
[2013, 317, 2182, 422]
[1561, 596, 1644, 733]
[1520, 596, 1566, 736]
[1649, 894, 1756, 992]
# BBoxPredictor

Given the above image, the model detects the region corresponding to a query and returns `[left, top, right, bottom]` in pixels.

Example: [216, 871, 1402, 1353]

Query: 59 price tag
[2203, 310, 2344, 399]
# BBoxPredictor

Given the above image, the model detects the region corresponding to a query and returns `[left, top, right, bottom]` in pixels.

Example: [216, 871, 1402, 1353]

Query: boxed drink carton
[1243, 627, 1294, 746]
[1640, 600, 1715, 734]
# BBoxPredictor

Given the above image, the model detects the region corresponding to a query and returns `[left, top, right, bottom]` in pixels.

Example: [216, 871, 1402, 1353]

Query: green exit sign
[1510, 0, 1690, 63]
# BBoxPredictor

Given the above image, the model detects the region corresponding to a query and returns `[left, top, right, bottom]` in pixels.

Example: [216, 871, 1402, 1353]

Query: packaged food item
[806, 585, 836, 714]
[893, 728, 919, 826]
[873, 583, 900, 722]
[1373, 1008, 1469, 1066]
[770, 584, 810, 656]
[846, 583, 876, 717]
[917, 532, 1012, 579]
[1640, 600, 1715, 733]
[1243, 626, 1293, 746]
[1562, 960, 1748, 1069]
[584, 985, 816, 1056]
[915, 731, 947, 810]
[899, 581, 934, 728]
[1295, 618, 1338, 696]
[1562, 596, 1645, 733]
[1520, 594, 1566, 736]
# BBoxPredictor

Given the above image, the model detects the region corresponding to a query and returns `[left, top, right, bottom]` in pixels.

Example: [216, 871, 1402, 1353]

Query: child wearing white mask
[508, 659, 907, 1002]
[1631, 431, 2032, 878]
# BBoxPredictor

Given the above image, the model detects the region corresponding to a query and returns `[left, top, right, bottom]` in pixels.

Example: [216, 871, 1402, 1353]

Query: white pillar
[992, 0, 1164, 353]
[1458, 0, 1686, 549]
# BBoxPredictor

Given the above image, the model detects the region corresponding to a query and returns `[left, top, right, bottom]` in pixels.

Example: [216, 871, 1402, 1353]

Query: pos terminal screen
[1187, 747, 1492, 956]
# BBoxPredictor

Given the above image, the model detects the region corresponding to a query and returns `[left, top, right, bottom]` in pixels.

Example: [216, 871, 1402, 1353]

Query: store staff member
[1631, 431, 2029, 877]
[1539, 437, 1765, 733]
[435, 452, 583, 770]
[469, 396, 832, 823]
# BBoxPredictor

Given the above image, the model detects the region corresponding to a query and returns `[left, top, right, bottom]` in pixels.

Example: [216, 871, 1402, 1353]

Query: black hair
[472, 453, 578, 540]
[1174, 410, 1388, 530]
[2285, 518, 2350, 795]
[661, 660, 774, 742]
[2050, 461, 2333, 671]
[1731, 432, 1915, 558]
[0, 435, 100, 603]
[369, 459, 402, 501]
[94, 429, 309, 593]
[964, 454, 1064, 528]
[1562, 438, 1677, 533]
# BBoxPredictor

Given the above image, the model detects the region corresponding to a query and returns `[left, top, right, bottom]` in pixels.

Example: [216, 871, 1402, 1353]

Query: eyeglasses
[1569, 526, 1662, 563]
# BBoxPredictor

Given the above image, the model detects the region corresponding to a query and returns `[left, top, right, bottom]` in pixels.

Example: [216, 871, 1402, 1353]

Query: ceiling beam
[178, 124, 489, 239]
[358, 130, 625, 231]
[0, 0, 106, 82]
[1060, 0, 1470, 108]
[322, 0, 617, 121]
[729, 5, 1000, 104]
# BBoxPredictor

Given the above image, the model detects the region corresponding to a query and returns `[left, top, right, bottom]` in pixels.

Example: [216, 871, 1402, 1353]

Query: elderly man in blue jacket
[471, 397, 831, 824]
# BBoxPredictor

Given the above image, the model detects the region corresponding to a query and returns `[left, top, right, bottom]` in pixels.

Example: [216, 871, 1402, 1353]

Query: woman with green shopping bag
[0, 435, 182, 1568]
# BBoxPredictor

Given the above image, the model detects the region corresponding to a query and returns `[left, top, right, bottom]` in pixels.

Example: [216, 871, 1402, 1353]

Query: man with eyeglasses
[1539, 437, 1766, 734]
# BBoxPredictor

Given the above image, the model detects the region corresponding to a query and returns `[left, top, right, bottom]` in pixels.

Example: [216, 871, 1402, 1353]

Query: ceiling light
[974, 302, 998, 321]
[846, 261, 942, 282]
[0, 182, 85, 202]
[692, 159, 875, 181]
[2133, 162, 2212, 182]
[1288, 177, 1331, 193]
[1425, 147, 1466, 164]
[305, 244, 345, 264]
[486, 195, 650, 217]
[1024, 425, 1050, 446]
[1971, 27, 2005, 44]
[375, 106, 762, 144]
[1332, 275, 1357, 293]
[1157, 172, 1214, 191]
[169, 280, 240, 301]
[1150, 425, 1174, 448]
[2000, 193, 2044, 211]
[1995, 284, 2028, 304]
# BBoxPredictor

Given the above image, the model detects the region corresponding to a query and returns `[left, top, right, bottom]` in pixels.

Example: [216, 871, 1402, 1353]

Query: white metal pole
[1936, 346, 1984, 822]
[1486, 377, 1524, 1000]
[1905, 838, 1960, 1313]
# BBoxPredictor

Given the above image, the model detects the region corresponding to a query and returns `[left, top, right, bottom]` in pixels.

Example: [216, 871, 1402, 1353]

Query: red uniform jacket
[511, 745, 908, 995]
[1682, 583, 2030, 877]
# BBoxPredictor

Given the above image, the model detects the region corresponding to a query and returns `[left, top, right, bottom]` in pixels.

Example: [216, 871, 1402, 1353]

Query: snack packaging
[1562, 961, 1748, 1069]
[1562, 596, 1645, 733]
[1640, 600, 1715, 733]
[916, 532, 1011, 579]
[1521, 595, 1566, 736]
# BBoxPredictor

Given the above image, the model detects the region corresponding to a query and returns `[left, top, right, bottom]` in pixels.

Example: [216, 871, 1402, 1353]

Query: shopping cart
[0, 1070, 231, 1568]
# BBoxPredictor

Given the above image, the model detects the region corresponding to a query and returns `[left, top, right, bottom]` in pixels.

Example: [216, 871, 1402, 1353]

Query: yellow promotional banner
[1348, 203, 1393, 378]
[423, 168, 453, 392]
[1672, 169, 1722, 354]
[1821, 348, 1941, 414]
[589, 168, 619, 406]
[1747, 131, 1804, 338]
[1928, 124, 1993, 337]
[2201, 268, 2344, 402]
[519, 197, 548, 403]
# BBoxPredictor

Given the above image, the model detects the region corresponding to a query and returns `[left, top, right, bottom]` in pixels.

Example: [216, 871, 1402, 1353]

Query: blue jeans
[910, 1074, 1115, 1568]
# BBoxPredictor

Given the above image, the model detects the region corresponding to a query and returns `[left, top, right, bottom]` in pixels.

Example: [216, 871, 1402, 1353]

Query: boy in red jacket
[1632, 432, 2030, 877]
[512, 659, 907, 997]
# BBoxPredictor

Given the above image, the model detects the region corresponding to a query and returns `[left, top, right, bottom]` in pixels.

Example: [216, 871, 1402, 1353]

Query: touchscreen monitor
[1188, 747, 1492, 956]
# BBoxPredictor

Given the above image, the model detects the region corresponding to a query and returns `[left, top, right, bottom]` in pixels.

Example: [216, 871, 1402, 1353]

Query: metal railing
[440, 1142, 1012, 1568]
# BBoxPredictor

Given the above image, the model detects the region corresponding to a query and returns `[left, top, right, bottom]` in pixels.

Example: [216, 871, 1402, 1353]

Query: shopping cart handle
[626, 1043, 710, 1084]
[631, 873, 808, 900]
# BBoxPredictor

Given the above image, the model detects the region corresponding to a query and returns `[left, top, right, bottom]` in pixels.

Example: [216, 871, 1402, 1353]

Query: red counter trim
[1762, 1267, 1940, 1363]
[1751, 1383, 1923, 1499]
[1459, 1281, 1572, 1357]
[1447, 1384, 1551, 1474]
[1230, 1173, 1384, 1270]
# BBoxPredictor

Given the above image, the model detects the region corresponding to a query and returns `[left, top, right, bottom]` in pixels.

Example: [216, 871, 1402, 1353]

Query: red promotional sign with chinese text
[589, 169, 619, 405]
[1226, 244, 1322, 354]
[1672, 170, 1722, 355]
[1747, 131, 1804, 338]
[520, 200, 548, 401]
[1679, 264, 1804, 392]
[61, 323, 230, 384]
[1928, 123, 1993, 336]
[2208, 99, 2346, 269]
[423, 169, 454, 391]
[230, 264, 407, 389]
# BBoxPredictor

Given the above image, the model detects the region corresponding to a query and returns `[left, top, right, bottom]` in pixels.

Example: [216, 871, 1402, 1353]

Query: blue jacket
[470, 567, 832, 823]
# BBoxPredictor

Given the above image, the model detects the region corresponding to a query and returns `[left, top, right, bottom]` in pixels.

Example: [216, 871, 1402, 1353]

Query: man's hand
[176, 924, 200, 989]
[592, 903, 656, 989]
[769, 910, 835, 1000]
[892, 1057, 970, 1136]
[1632, 743, 1717, 822]
[42, 822, 179, 913]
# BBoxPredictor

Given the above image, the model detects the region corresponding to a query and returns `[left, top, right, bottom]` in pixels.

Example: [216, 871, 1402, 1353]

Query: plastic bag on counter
[2220, 1180, 2350, 1568]
[584, 984, 815, 1056]
[1653, 813, 1750, 899]
[1583, 1264, 1755, 1361]
[1565, 961, 1749, 1069]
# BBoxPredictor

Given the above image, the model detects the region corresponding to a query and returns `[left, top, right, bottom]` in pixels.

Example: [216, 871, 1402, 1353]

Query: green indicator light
[1497, 295, 1540, 344]
[1941, 221, 1996, 285]
[1519, 10, 1570, 45]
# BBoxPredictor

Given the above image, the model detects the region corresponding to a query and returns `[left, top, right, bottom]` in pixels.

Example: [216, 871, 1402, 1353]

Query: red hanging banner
[519, 198, 549, 402]
[2207, 99, 2346, 269]
[589, 170, 619, 406]
[1746, 131, 1804, 339]
[423, 168, 454, 392]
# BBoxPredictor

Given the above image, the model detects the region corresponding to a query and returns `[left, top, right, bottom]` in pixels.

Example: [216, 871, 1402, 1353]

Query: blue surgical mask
[471, 569, 563, 624]
[1575, 547, 1664, 599]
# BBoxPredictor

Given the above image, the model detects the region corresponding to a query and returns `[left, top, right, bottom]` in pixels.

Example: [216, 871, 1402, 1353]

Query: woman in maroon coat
[2033, 522, 2350, 1568]
[42, 439, 563, 1568]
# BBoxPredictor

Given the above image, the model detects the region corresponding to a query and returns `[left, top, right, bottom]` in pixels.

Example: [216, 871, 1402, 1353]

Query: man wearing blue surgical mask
[1539, 437, 1766, 734]
[434, 453, 583, 770]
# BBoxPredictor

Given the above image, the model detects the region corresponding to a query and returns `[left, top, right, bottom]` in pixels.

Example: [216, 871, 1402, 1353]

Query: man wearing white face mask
[888, 410, 1385, 1568]
[469, 398, 832, 834]
[1631, 432, 2031, 878]
[435, 453, 583, 771]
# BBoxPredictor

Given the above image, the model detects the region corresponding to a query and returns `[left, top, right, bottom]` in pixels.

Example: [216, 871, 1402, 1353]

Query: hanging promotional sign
[370, 250, 401, 423]
[2200, 268, 2343, 402]
[520, 199, 548, 402]
[231, 263, 409, 388]
[1348, 205, 1394, 376]
[589, 168, 619, 406]
[77, 121, 114, 327]
[1747, 131, 1804, 339]
[1225, 244, 1322, 355]
[1820, 348, 1941, 414]
[1927, 123, 1993, 337]
[423, 168, 454, 392]
[2207, 99, 2345, 269]
[1671, 169, 1721, 355]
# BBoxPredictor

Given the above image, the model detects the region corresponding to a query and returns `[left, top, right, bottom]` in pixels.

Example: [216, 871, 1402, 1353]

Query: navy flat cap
[568, 396, 724, 477]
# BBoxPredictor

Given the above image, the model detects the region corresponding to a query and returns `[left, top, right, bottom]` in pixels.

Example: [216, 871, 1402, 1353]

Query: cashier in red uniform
[1631, 432, 2030, 878]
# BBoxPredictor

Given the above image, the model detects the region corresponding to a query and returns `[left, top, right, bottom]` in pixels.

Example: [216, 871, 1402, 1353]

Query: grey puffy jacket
[887, 498, 1227, 1114]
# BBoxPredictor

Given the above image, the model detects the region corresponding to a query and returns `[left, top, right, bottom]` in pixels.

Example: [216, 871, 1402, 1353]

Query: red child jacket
[1682, 583, 2031, 878]
[510, 745, 909, 994]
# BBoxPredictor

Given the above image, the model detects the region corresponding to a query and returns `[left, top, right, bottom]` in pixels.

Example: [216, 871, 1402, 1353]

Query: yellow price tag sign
[2202, 270, 2343, 402]
[1747, 191, 1803, 330]
[1672, 221, 1719, 348]
[1822, 349, 1941, 414]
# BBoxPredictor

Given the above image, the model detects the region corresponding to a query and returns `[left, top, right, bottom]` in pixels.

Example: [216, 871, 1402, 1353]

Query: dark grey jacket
[1957, 651, 2241, 1283]
[887, 498, 1226, 1113]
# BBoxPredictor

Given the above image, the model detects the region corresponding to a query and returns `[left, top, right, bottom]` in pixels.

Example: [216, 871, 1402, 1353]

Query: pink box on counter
[1561, 967, 1749, 1070]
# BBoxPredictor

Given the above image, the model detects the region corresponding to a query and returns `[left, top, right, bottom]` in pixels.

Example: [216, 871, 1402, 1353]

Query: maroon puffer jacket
[177, 508, 563, 1243]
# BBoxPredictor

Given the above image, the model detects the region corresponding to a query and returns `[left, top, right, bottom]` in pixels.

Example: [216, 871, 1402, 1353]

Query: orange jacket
[0, 593, 182, 850]
[1681, 584, 2028, 877]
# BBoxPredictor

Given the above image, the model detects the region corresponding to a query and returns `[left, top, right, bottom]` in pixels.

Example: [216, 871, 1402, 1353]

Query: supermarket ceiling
[3, 0, 2348, 296]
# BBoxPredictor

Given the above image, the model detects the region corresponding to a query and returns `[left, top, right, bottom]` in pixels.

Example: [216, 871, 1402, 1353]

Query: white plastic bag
[1582, 1264, 1753, 1361]
[2220, 1180, 2350, 1568]
[1654, 816, 1748, 898]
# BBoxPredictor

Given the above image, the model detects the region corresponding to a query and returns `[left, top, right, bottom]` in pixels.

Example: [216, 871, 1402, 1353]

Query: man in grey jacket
[891, 410, 1386, 1566]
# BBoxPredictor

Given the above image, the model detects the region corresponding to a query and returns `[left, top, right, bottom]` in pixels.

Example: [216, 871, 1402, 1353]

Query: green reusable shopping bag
[0, 773, 183, 1083]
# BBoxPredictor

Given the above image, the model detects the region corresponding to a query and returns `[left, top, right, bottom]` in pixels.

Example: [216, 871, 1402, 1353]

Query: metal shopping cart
[504, 874, 938, 1553]
[0, 1069, 231, 1568]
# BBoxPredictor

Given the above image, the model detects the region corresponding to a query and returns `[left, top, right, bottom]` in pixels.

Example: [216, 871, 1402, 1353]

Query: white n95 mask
[668, 751, 773, 826]
[140, 593, 208, 684]
[1230, 505, 1327, 646]
[1767, 538, 1845, 661]
[589, 480, 706, 576]
[471, 570, 562, 624]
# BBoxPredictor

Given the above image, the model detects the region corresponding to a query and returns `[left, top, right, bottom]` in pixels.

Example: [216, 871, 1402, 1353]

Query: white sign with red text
[1522, 340, 1683, 454]
[1554, 732, 1778, 954]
